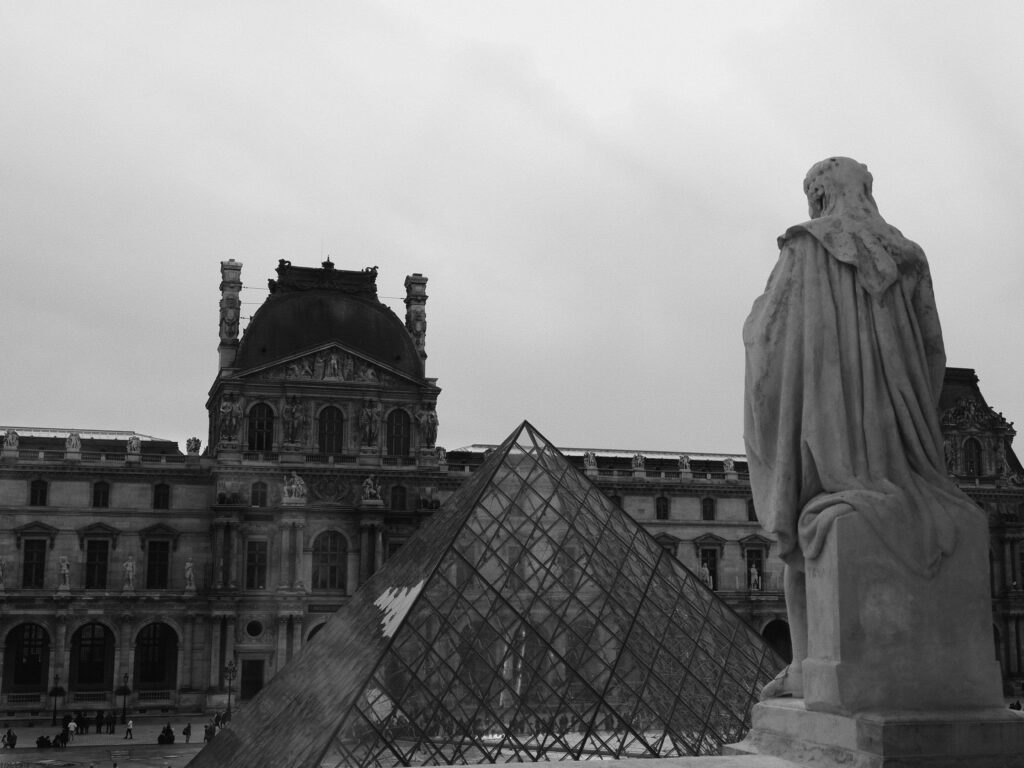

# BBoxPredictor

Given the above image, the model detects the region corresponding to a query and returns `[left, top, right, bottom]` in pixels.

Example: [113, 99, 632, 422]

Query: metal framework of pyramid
[189, 422, 781, 768]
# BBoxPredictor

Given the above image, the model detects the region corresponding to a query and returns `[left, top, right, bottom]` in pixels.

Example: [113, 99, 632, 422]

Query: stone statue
[699, 562, 713, 589]
[325, 351, 342, 379]
[126, 435, 141, 455]
[361, 475, 381, 501]
[122, 555, 136, 589]
[435, 446, 447, 463]
[743, 157, 988, 701]
[723, 457, 735, 473]
[219, 394, 243, 442]
[631, 453, 644, 470]
[3, 430, 18, 450]
[220, 295, 239, 340]
[678, 454, 690, 471]
[749, 564, 761, 591]
[359, 400, 381, 446]
[416, 405, 438, 447]
[282, 397, 305, 443]
[186, 436, 201, 454]
[59, 555, 70, 587]
[583, 451, 597, 470]
[283, 471, 307, 500]
[65, 432, 81, 452]
[185, 557, 195, 589]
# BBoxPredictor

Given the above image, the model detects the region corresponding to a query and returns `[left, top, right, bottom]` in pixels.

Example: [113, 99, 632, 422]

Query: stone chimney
[404, 273, 428, 364]
[218, 259, 243, 371]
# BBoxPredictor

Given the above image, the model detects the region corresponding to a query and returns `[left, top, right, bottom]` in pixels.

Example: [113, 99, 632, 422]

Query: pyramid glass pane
[188, 421, 783, 768]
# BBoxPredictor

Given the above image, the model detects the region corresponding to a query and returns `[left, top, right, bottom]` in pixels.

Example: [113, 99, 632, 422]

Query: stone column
[347, 550, 360, 596]
[1012, 537, 1022, 588]
[374, 525, 384, 572]
[54, 615, 68, 680]
[292, 522, 305, 589]
[213, 523, 226, 588]
[293, 615, 304, 657]
[229, 525, 240, 589]
[278, 522, 291, 590]
[359, 525, 371, 585]
[208, 619, 222, 689]
[1009, 615, 1021, 677]
[182, 617, 194, 690]
[276, 616, 289, 672]
[118, 615, 133, 690]
[224, 616, 236, 666]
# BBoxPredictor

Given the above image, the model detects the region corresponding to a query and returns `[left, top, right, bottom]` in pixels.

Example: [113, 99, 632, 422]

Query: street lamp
[48, 673, 66, 726]
[224, 659, 237, 718]
[115, 673, 132, 724]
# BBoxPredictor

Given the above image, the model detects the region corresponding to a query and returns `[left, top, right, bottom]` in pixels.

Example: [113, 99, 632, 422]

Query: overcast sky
[3, 1, 1023, 455]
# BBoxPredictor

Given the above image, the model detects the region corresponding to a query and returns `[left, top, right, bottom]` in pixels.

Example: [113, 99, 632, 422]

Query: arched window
[963, 437, 983, 476]
[318, 406, 345, 455]
[152, 483, 170, 510]
[29, 479, 47, 507]
[3, 623, 50, 692]
[92, 481, 110, 508]
[135, 623, 178, 690]
[312, 531, 347, 591]
[390, 484, 407, 512]
[250, 481, 268, 508]
[701, 497, 717, 521]
[247, 403, 275, 452]
[386, 409, 411, 457]
[70, 623, 115, 691]
[655, 496, 669, 520]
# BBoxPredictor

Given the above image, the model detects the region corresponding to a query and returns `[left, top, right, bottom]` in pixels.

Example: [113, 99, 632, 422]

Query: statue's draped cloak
[743, 214, 982, 577]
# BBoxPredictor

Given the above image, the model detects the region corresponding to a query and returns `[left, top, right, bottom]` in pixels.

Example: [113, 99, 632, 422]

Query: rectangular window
[29, 480, 48, 506]
[92, 482, 110, 508]
[153, 483, 170, 510]
[22, 539, 47, 589]
[146, 540, 170, 589]
[246, 540, 268, 589]
[85, 539, 109, 589]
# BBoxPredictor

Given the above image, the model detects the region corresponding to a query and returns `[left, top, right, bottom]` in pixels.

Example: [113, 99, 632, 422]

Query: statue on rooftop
[127, 435, 141, 455]
[743, 157, 986, 700]
[3, 431, 18, 450]
[65, 432, 81, 452]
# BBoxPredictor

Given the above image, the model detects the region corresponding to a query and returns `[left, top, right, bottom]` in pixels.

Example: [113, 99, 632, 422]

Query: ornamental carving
[309, 477, 355, 504]
[259, 349, 397, 386]
[941, 397, 1014, 432]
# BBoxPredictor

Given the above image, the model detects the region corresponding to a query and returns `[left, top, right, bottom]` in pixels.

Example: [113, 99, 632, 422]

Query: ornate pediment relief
[240, 345, 411, 387]
[941, 397, 1014, 433]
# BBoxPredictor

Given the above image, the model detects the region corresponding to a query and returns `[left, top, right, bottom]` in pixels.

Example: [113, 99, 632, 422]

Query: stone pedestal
[804, 514, 1001, 713]
[358, 448, 381, 467]
[729, 699, 1024, 768]
[125, 453, 141, 465]
[679, 469, 692, 482]
[64, 450, 81, 463]
[1, 447, 18, 463]
[417, 447, 439, 469]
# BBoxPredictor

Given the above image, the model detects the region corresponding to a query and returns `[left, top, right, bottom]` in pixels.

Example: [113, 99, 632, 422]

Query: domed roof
[233, 262, 423, 379]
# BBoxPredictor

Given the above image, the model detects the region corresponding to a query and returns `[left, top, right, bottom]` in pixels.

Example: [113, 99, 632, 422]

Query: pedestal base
[727, 699, 1024, 768]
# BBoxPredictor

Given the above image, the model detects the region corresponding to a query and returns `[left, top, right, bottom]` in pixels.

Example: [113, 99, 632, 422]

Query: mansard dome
[233, 261, 423, 379]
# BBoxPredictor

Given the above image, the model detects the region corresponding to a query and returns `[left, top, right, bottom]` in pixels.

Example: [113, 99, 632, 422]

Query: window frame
[29, 479, 48, 507]
[152, 483, 171, 510]
[245, 539, 269, 590]
[84, 539, 110, 589]
[22, 539, 47, 589]
[92, 481, 111, 509]
[247, 403, 275, 452]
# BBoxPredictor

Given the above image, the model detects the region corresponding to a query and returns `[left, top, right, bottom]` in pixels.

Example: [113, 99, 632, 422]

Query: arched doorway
[134, 623, 179, 692]
[3, 623, 50, 694]
[69, 623, 115, 692]
[761, 619, 792, 663]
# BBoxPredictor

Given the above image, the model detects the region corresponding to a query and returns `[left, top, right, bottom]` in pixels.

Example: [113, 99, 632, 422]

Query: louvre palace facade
[2, 258, 1023, 722]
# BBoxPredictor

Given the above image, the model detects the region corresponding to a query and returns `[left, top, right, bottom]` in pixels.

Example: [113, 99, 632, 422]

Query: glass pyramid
[189, 422, 782, 768]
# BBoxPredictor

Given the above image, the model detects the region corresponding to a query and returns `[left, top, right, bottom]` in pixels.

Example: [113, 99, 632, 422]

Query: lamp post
[115, 673, 131, 724]
[224, 659, 237, 718]
[48, 673, 66, 726]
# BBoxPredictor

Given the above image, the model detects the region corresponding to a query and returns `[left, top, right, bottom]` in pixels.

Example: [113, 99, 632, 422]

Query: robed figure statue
[743, 157, 985, 700]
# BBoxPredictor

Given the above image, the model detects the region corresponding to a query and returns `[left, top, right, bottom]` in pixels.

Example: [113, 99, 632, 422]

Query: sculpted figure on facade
[678, 454, 690, 471]
[283, 471, 307, 500]
[186, 436, 201, 455]
[359, 400, 381, 446]
[126, 435, 142, 455]
[325, 351, 343, 379]
[282, 397, 306, 443]
[583, 451, 597, 470]
[3, 430, 18, 450]
[700, 562, 713, 589]
[362, 475, 381, 501]
[122, 555, 136, 589]
[743, 157, 987, 699]
[723, 457, 735, 473]
[631, 453, 644, 470]
[749, 564, 761, 591]
[185, 556, 196, 590]
[59, 555, 70, 587]
[219, 394, 243, 442]
[435, 446, 447, 463]
[416, 405, 439, 447]
[66, 432, 81, 452]
[219, 295, 239, 340]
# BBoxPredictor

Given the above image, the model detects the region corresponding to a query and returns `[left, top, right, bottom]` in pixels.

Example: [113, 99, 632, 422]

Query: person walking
[183, 723, 192, 743]
[124, 718, 133, 740]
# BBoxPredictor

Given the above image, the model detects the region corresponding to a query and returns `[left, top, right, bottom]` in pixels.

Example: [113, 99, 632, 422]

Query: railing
[5, 693, 41, 704]
[9, 451, 188, 465]
[137, 690, 172, 701]
[382, 456, 416, 467]
[242, 452, 279, 462]
[72, 692, 110, 702]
